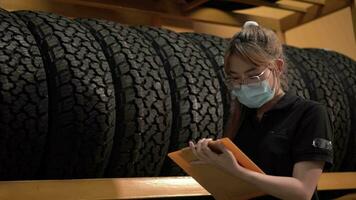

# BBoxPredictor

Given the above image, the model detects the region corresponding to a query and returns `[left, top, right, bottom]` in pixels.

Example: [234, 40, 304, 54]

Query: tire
[15, 11, 116, 179]
[182, 33, 231, 129]
[304, 48, 356, 171]
[281, 46, 312, 99]
[0, 9, 48, 180]
[77, 19, 172, 177]
[284, 46, 350, 171]
[134, 26, 224, 176]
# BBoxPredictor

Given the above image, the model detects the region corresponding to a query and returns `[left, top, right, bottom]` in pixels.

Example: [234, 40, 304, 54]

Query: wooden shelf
[0, 172, 355, 200]
[1, 0, 353, 39]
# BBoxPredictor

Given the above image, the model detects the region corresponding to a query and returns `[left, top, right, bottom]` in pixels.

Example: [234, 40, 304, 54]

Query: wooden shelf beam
[0, 173, 355, 199]
[183, 0, 210, 11]
[223, 0, 308, 13]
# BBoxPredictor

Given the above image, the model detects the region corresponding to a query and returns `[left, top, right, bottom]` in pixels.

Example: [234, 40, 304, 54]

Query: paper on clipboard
[168, 137, 266, 200]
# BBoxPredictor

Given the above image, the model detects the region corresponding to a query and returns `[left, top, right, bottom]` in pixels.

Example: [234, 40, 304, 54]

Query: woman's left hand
[189, 138, 245, 176]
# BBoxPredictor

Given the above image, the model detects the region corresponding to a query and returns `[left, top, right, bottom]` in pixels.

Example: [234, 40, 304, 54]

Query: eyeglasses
[224, 68, 270, 90]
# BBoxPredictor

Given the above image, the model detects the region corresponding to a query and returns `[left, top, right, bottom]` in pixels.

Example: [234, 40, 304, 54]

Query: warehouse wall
[285, 7, 356, 61]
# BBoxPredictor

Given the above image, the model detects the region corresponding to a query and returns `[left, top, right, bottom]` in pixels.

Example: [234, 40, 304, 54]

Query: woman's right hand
[189, 138, 244, 176]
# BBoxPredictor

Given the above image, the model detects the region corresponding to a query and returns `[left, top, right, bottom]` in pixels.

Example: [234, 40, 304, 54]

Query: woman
[189, 21, 333, 200]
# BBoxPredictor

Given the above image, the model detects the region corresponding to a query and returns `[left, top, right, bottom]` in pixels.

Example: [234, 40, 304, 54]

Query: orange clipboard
[168, 137, 266, 200]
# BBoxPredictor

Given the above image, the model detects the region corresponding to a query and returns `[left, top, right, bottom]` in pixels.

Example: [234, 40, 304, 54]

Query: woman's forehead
[228, 55, 261, 74]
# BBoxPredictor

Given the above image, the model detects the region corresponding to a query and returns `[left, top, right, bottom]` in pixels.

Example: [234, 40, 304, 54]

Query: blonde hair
[224, 23, 284, 70]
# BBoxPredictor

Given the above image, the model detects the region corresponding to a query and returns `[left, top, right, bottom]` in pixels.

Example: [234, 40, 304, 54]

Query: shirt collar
[267, 91, 299, 112]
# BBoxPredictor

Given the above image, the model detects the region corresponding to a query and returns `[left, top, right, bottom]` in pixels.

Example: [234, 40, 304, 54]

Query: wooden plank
[183, 0, 210, 11]
[234, 0, 350, 31]
[0, 0, 155, 25]
[51, 0, 247, 27]
[226, 0, 307, 12]
[0, 173, 355, 199]
[277, 0, 320, 21]
[351, 0, 356, 41]
[184, 7, 246, 26]
[276, 0, 319, 13]
[0, 177, 210, 200]
[318, 172, 356, 191]
[318, 0, 350, 15]
[291, 0, 327, 5]
[276, 30, 286, 44]
[0, 0, 60, 12]
[2, 0, 351, 34]
[233, 6, 302, 30]
[0, 172, 356, 200]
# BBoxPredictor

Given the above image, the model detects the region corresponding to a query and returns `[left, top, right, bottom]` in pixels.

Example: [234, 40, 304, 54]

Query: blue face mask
[231, 80, 275, 108]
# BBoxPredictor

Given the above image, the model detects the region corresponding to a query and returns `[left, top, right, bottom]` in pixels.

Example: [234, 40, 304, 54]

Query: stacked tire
[0, 9, 355, 180]
[0, 9, 48, 180]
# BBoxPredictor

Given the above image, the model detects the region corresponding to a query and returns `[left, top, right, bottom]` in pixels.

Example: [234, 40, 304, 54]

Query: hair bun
[243, 21, 259, 28]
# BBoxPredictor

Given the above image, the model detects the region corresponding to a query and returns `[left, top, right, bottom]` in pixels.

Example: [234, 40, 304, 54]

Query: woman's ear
[274, 59, 284, 74]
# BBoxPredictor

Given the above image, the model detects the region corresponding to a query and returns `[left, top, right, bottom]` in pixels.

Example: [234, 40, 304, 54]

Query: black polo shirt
[233, 92, 333, 200]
